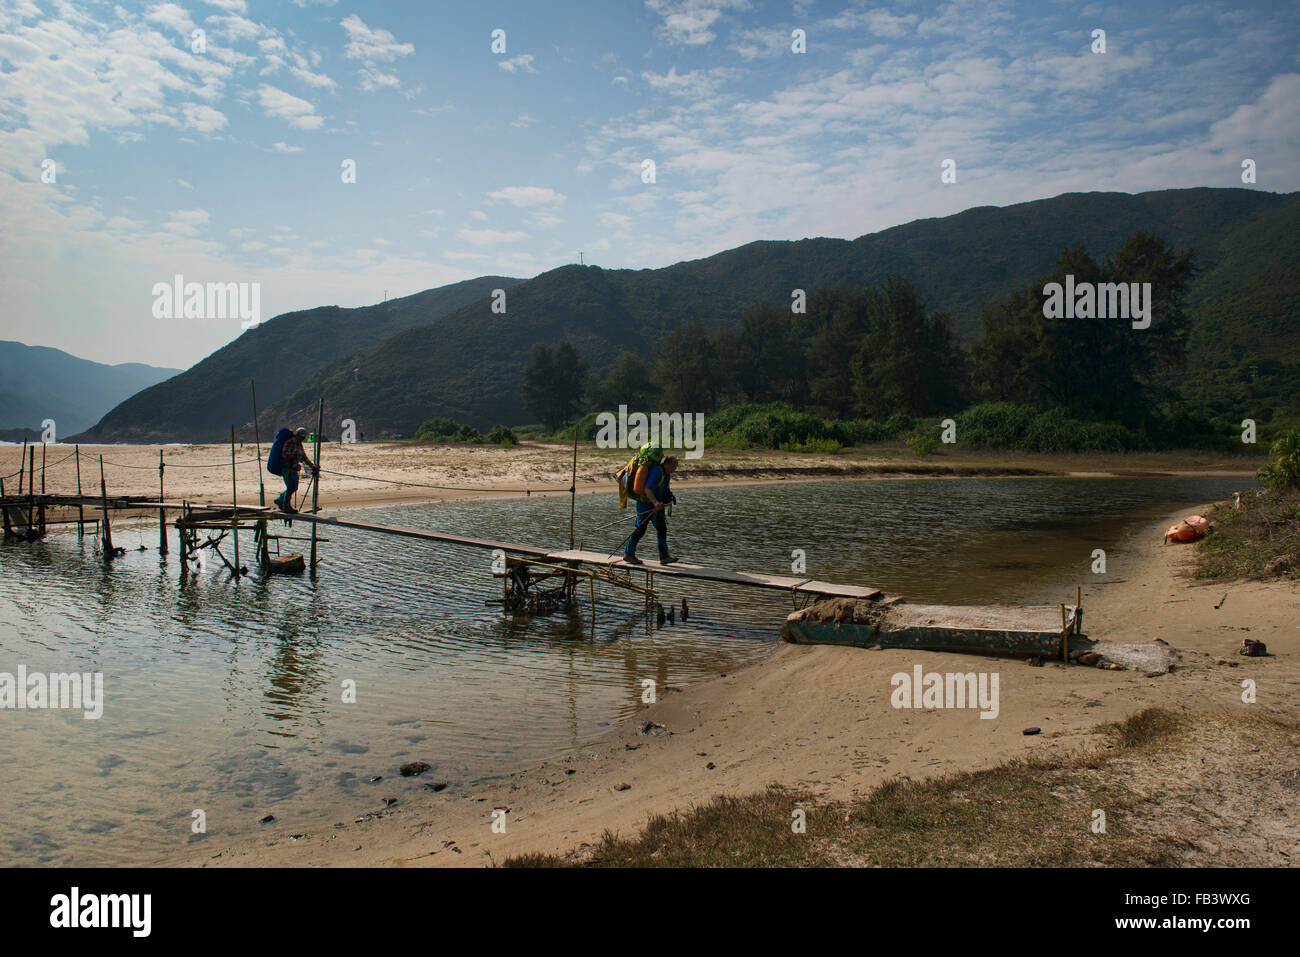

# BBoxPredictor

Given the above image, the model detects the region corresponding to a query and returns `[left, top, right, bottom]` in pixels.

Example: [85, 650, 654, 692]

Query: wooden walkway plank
[5, 496, 881, 599]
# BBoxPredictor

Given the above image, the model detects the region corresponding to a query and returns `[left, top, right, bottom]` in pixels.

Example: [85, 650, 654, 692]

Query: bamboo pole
[1060, 602, 1068, 664]
[1, 478, 10, 538]
[17, 439, 25, 495]
[75, 445, 84, 538]
[310, 398, 323, 573]
[27, 445, 36, 538]
[251, 379, 265, 508]
[38, 443, 45, 536]
[158, 449, 168, 555]
[569, 426, 578, 549]
[99, 455, 113, 556]
[230, 426, 240, 575]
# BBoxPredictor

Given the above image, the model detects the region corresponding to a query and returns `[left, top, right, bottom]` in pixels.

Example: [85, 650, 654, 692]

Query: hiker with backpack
[266, 427, 316, 514]
[620, 451, 679, 565]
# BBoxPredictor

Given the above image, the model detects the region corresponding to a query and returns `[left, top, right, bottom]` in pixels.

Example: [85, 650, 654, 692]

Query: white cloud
[487, 186, 565, 207]
[205, 13, 265, 42]
[341, 14, 413, 63]
[182, 103, 228, 134]
[270, 141, 303, 153]
[642, 66, 741, 98]
[164, 207, 211, 237]
[291, 64, 337, 89]
[256, 84, 322, 129]
[358, 68, 401, 92]
[203, 0, 248, 12]
[340, 14, 413, 92]
[497, 54, 537, 74]
[643, 0, 752, 46]
[145, 3, 195, 35]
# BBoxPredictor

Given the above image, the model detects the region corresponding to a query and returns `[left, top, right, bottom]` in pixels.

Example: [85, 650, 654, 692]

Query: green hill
[77, 276, 522, 443]
[267, 187, 1296, 434]
[1181, 192, 1300, 428]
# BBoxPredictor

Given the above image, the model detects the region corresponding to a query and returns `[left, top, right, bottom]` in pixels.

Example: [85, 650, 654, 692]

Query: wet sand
[181, 503, 1297, 867]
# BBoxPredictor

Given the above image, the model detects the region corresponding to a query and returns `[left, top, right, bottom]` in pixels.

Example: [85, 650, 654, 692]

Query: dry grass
[1196, 487, 1300, 580]
[503, 709, 1299, 868]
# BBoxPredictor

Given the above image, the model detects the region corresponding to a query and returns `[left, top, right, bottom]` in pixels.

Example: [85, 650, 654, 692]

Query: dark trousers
[624, 502, 668, 560]
[276, 468, 299, 509]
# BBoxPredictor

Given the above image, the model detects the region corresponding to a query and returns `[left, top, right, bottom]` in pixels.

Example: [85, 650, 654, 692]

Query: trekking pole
[590, 500, 663, 534]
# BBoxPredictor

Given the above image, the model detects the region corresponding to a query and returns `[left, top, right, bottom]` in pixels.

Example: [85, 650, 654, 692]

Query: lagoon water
[0, 475, 1245, 865]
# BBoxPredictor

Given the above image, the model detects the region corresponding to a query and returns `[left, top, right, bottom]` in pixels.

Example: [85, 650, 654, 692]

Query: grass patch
[1195, 487, 1300, 580]
[502, 709, 1228, 868]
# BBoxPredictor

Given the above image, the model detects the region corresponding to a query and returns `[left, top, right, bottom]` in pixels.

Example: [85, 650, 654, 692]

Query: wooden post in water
[75, 445, 84, 538]
[99, 455, 113, 556]
[27, 445, 36, 538]
[158, 448, 168, 556]
[17, 439, 26, 496]
[37, 443, 46, 536]
[309, 398, 323, 574]
[1, 478, 10, 538]
[230, 426, 240, 575]
[569, 426, 578, 550]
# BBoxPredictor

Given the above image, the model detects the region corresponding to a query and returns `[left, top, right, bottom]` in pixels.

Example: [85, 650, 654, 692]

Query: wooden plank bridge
[2, 492, 880, 607]
[3, 432, 1086, 654]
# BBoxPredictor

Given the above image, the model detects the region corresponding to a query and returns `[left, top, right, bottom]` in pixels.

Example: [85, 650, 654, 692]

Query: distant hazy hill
[0, 342, 179, 438]
[268, 187, 1294, 433]
[77, 276, 522, 443]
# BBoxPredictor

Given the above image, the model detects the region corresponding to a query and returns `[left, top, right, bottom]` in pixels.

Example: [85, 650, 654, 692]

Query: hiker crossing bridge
[1, 434, 881, 622]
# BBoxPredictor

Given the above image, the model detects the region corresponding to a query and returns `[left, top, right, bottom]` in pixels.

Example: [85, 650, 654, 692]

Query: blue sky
[1, 0, 1297, 368]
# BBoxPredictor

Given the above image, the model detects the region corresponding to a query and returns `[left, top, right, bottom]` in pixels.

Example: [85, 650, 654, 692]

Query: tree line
[521, 231, 1197, 434]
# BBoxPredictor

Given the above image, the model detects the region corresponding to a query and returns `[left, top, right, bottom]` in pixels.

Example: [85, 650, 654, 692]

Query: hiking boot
[659, 555, 678, 565]
[622, 553, 642, 565]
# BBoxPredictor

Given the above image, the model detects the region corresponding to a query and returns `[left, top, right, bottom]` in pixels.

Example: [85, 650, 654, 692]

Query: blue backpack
[266, 428, 292, 476]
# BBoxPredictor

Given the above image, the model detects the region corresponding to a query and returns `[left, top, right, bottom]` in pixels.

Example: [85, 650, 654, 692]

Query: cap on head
[295, 428, 308, 438]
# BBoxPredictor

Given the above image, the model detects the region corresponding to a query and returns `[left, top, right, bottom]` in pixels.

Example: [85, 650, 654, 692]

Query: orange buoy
[1164, 515, 1209, 544]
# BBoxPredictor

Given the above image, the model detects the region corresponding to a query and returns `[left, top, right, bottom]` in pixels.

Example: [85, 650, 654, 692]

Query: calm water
[0, 475, 1246, 865]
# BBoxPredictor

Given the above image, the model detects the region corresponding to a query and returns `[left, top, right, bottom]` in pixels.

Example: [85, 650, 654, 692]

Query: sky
[1, 0, 1297, 369]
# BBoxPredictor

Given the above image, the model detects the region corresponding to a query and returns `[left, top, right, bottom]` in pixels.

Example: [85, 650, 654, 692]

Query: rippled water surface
[0, 475, 1245, 864]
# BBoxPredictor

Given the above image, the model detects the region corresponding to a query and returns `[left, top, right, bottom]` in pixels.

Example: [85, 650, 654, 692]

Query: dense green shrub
[1259, 428, 1300, 491]
[486, 424, 518, 446]
[414, 416, 459, 440]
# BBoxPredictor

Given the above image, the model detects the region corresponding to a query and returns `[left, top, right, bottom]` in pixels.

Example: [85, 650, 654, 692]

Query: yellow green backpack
[614, 442, 664, 508]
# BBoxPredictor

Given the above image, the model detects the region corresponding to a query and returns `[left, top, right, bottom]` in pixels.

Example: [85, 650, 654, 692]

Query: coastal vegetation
[1196, 427, 1300, 580]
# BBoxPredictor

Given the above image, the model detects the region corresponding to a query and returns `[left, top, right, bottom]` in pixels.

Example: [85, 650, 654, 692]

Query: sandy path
[186, 505, 1297, 867]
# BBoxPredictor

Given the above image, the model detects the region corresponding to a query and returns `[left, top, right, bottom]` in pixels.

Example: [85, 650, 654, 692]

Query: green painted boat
[781, 597, 1087, 660]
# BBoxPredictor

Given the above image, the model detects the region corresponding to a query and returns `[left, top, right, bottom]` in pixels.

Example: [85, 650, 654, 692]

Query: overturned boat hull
[781, 598, 1085, 660]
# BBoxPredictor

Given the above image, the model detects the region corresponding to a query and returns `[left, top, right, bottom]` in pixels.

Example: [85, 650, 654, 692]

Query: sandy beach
[167, 495, 1295, 868]
[0, 440, 1259, 511]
